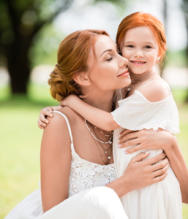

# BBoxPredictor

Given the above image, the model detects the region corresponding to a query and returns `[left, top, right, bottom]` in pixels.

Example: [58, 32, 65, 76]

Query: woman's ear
[73, 72, 91, 87]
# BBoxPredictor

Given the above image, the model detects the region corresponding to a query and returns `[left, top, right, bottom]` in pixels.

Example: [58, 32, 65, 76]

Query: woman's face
[87, 35, 131, 92]
[121, 26, 160, 75]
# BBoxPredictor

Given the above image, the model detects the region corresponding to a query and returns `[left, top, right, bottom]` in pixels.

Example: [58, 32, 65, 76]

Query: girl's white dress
[112, 89, 182, 219]
[5, 111, 128, 219]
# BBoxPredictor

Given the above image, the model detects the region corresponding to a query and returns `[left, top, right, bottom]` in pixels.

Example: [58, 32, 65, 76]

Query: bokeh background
[0, 0, 188, 218]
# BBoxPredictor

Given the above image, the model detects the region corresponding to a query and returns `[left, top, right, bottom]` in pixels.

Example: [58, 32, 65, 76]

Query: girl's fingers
[125, 144, 143, 153]
[38, 120, 46, 129]
[119, 138, 140, 148]
[120, 129, 136, 135]
[119, 132, 139, 143]
[44, 108, 54, 117]
[40, 114, 49, 124]
[132, 152, 150, 163]
[119, 136, 137, 144]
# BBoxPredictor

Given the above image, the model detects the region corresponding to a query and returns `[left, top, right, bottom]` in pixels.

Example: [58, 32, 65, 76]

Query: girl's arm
[40, 112, 72, 212]
[61, 95, 120, 131]
[119, 129, 188, 203]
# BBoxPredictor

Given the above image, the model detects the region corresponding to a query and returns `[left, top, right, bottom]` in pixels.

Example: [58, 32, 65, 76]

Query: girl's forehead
[124, 26, 157, 43]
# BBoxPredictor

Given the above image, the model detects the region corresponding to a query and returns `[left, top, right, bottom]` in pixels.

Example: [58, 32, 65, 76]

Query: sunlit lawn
[0, 84, 188, 219]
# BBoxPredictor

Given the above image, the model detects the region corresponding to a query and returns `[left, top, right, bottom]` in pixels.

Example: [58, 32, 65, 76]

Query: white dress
[112, 90, 182, 219]
[5, 111, 129, 219]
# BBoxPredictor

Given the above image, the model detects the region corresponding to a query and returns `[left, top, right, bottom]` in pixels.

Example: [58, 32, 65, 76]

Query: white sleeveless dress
[112, 90, 182, 219]
[4, 111, 129, 219]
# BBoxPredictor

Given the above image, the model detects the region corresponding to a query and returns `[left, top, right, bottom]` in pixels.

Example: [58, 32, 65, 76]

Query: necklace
[95, 140, 112, 164]
[84, 120, 113, 145]
[85, 119, 113, 162]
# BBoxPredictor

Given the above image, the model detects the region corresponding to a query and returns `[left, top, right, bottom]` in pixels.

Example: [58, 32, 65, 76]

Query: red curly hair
[48, 29, 109, 101]
[116, 12, 166, 62]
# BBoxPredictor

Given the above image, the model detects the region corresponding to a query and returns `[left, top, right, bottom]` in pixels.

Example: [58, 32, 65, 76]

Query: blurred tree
[0, 0, 72, 95]
[0, 0, 124, 96]
[182, 0, 188, 102]
[160, 0, 168, 76]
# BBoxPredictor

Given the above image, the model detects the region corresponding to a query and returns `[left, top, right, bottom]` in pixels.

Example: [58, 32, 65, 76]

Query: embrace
[5, 12, 188, 219]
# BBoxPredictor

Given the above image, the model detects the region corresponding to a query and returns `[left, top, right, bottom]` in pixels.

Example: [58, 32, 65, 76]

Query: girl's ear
[73, 72, 91, 87]
[157, 55, 161, 63]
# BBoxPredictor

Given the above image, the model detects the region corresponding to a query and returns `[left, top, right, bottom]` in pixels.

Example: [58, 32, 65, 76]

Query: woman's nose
[119, 55, 128, 68]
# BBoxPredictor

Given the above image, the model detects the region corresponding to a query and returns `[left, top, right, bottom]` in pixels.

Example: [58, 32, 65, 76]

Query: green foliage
[166, 50, 188, 67]
[30, 24, 65, 67]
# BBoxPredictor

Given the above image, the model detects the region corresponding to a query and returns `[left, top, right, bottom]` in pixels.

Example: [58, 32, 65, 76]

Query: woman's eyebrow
[100, 49, 113, 57]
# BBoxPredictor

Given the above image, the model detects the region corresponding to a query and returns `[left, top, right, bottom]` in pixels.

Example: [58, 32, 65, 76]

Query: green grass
[0, 84, 188, 219]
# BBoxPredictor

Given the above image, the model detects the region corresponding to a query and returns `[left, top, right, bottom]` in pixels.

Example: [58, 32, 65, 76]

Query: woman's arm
[164, 136, 188, 203]
[107, 152, 168, 197]
[61, 95, 119, 131]
[119, 129, 188, 203]
[40, 112, 72, 212]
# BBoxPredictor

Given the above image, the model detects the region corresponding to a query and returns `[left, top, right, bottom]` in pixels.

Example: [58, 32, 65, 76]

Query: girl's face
[121, 26, 160, 75]
[87, 35, 131, 92]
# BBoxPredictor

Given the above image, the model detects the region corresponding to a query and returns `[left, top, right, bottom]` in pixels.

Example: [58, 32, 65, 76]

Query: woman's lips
[117, 70, 130, 77]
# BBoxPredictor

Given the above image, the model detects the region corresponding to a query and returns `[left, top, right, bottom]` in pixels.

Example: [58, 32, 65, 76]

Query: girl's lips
[117, 70, 130, 77]
[130, 60, 146, 65]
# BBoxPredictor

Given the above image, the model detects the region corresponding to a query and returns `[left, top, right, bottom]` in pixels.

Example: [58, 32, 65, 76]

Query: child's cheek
[122, 49, 130, 60]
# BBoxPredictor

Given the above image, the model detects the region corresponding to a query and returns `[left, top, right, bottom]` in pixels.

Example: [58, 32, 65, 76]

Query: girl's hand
[119, 129, 173, 154]
[38, 106, 55, 129]
[122, 151, 169, 191]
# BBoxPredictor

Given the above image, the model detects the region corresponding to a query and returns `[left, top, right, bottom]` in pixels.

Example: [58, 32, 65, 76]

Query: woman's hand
[38, 106, 61, 129]
[122, 152, 168, 191]
[119, 129, 173, 154]
[107, 151, 168, 197]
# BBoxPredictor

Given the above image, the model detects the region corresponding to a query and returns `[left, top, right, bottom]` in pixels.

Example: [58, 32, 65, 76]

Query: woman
[5, 29, 186, 219]
[51, 12, 185, 219]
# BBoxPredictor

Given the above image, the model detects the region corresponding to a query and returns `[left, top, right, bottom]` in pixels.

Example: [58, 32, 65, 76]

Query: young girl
[58, 12, 182, 219]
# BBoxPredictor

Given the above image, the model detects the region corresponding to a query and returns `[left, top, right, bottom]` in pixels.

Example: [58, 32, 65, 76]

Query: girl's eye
[125, 45, 134, 48]
[145, 45, 152, 49]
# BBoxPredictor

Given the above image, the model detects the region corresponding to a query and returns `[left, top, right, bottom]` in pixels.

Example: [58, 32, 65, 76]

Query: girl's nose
[134, 49, 144, 58]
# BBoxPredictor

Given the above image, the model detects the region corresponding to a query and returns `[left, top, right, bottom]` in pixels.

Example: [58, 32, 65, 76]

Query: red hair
[116, 12, 166, 61]
[48, 29, 109, 101]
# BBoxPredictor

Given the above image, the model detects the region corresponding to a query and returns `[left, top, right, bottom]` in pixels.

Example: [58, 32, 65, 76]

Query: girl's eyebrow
[124, 41, 154, 44]
[124, 41, 134, 44]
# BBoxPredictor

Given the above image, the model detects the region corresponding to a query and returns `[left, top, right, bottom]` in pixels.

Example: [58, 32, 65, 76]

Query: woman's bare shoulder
[57, 106, 83, 124]
[41, 107, 73, 159]
[42, 107, 75, 142]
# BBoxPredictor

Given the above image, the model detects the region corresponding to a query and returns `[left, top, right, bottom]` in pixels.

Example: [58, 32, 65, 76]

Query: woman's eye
[105, 56, 113, 61]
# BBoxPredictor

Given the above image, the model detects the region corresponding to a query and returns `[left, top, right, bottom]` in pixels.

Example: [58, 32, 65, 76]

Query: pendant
[107, 156, 111, 160]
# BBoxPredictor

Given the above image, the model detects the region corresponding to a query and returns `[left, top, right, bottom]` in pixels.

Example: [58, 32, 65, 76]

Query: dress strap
[53, 111, 74, 151]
